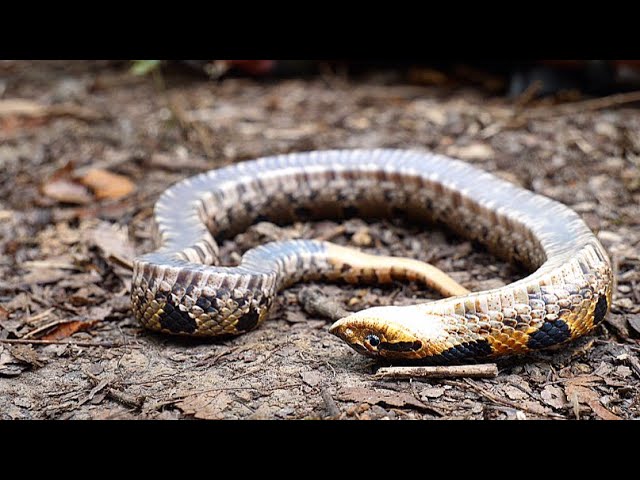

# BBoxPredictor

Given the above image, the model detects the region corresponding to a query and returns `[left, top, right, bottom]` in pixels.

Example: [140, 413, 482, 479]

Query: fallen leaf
[540, 385, 567, 409]
[420, 386, 445, 399]
[627, 314, 640, 336]
[615, 366, 632, 378]
[41, 319, 101, 341]
[337, 387, 428, 411]
[519, 400, 551, 416]
[41, 178, 93, 204]
[284, 310, 307, 323]
[564, 375, 602, 387]
[565, 384, 621, 420]
[605, 314, 630, 338]
[7, 344, 45, 368]
[79, 169, 135, 200]
[0, 306, 9, 321]
[177, 391, 234, 420]
[19, 268, 68, 286]
[0, 346, 27, 377]
[502, 384, 529, 400]
[300, 370, 322, 387]
[87, 221, 135, 265]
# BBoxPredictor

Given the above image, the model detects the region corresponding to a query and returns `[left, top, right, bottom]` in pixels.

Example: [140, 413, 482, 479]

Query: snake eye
[365, 334, 380, 347]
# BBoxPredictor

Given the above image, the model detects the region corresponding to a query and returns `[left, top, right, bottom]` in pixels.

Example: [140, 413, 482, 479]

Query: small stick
[374, 363, 498, 380]
[298, 287, 350, 321]
[0, 338, 140, 348]
[320, 388, 340, 418]
[84, 370, 146, 409]
[522, 90, 640, 120]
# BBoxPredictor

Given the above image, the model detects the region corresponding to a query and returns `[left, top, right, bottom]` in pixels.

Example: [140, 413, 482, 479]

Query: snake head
[329, 306, 446, 360]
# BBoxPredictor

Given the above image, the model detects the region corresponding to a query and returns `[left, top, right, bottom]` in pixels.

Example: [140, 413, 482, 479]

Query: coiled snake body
[132, 150, 612, 363]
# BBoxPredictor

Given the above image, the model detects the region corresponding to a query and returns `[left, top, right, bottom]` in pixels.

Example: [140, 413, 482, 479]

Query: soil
[1, 60, 639, 420]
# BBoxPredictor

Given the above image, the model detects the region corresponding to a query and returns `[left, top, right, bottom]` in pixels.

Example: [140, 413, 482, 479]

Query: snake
[131, 149, 613, 364]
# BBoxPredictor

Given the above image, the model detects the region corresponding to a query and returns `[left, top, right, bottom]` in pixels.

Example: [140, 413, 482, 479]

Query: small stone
[351, 228, 372, 247]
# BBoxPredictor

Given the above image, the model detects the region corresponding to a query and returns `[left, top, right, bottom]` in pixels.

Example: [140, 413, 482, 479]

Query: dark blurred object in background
[176, 60, 640, 98]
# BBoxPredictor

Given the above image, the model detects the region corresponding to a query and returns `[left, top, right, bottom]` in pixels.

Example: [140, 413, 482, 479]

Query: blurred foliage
[130, 60, 162, 76]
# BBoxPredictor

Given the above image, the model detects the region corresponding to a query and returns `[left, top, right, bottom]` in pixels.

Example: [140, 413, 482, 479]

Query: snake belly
[131, 149, 613, 364]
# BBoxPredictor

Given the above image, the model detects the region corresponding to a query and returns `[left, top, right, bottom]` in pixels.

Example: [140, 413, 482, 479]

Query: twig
[0, 338, 140, 348]
[83, 371, 146, 409]
[23, 307, 56, 327]
[522, 90, 640, 120]
[374, 363, 498, 380]
[108, 253, 134, 271]
[320, 388, 340, 418]
[298, 287, 350, 321]
[23, 318, 68, 338]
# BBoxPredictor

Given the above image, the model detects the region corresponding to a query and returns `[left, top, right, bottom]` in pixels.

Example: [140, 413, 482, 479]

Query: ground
[1, 60, 639, 420]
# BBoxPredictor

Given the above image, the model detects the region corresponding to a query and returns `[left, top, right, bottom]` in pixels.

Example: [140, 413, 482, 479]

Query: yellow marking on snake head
[329, 305, 451, 360]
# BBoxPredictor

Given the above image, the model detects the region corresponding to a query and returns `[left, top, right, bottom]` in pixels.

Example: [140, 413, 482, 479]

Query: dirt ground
[1, 60, 639, 420]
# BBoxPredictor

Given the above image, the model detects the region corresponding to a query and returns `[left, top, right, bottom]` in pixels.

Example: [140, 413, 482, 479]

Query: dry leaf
[565, 384, 621, 420]
[540, 385, 567, 409]
[564, 375, 602, 387]
[300, 370, 322, 387]
[605, 314, 631, 338]
[19, 268, 68, 286]
[420, 386, 445, 399]
[627, 314, 640, 336]
[87, 221, 135, 264]
[177, 391, 234, 420]
[8, 344, 45, 368]
[502, 384, 529, 400]
[41, 319, 101, 341]
[41, 178, 92, 204]
[337, 387, 427, 411]
[80, 169, 135, 200]
[0, 346, 26, 377]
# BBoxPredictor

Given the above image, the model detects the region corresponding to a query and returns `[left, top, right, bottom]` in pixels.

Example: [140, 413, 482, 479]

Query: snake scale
[132, 149, 613, 364]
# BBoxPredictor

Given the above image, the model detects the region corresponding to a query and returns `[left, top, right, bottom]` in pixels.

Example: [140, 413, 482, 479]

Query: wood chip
[540, 385, 567, 409]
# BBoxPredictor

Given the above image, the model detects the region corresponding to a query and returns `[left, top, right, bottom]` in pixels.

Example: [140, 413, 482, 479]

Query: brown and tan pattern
[132, 149, 613, 364]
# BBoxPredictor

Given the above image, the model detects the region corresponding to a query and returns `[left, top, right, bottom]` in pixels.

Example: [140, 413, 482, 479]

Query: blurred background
[170, 60, 640, 97]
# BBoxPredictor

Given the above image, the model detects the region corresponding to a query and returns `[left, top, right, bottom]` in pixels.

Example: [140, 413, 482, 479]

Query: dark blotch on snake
[424, 340, 494, 364]
[343, 205, 359, 218]
[159, 301, 197, 334]
[593, 295, 608, 325]
[378, 340, 422, 352]
[526, 319, 571, 349]
[235, 309, 261, 332]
